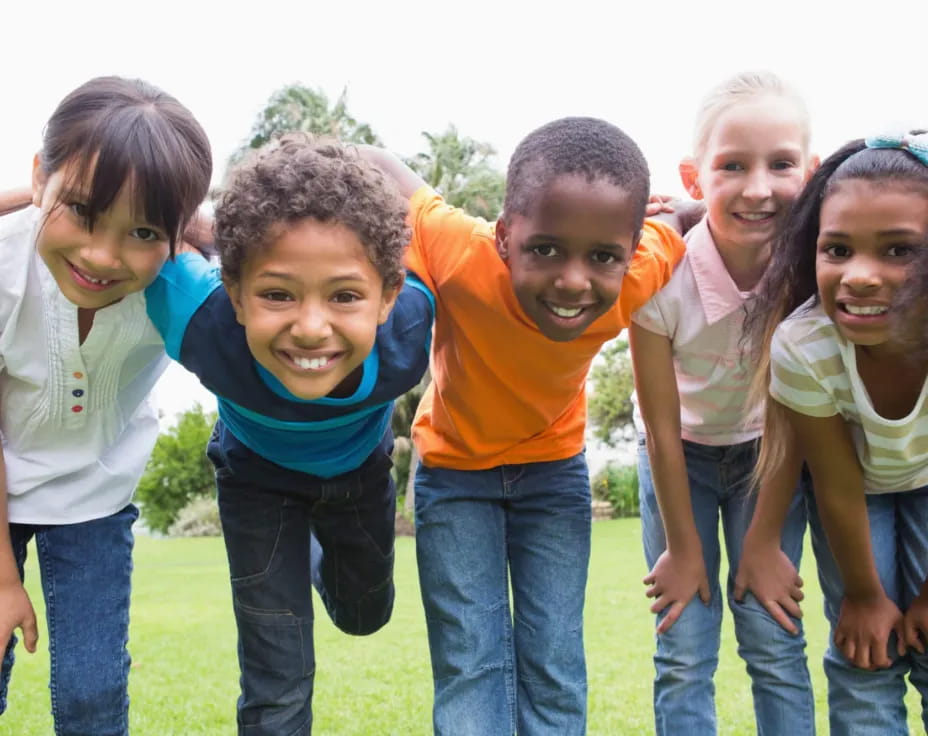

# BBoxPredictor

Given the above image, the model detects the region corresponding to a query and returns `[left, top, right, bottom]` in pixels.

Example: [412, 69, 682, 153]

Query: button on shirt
[632, 217, 761, 445]
[0, 208, 168, 524]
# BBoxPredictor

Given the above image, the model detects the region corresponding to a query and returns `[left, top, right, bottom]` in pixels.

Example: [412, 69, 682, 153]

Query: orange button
[71, 405, 83, 413]
[73, 372, 84, 379]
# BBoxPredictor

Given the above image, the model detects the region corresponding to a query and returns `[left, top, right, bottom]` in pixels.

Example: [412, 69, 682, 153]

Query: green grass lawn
[1, 519, 922, 734]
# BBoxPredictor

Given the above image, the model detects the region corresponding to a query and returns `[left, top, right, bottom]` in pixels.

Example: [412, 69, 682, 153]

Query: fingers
[697, 578, 711, 605]
[21, 611, 38, 653]
[644, 202, 662, 217]
[655, 601, 684, 634]
[904, 616, 926, 654]
[893, 619, 907, 658]
[762, 600, 799, 635]
[732, 579, 745, 603]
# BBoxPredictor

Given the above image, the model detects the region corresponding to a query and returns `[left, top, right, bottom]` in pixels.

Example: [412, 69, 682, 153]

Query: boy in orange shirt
[364, 116, 684, 735]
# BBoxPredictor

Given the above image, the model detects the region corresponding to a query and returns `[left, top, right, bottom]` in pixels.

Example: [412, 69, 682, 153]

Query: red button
[71, 405, 83, 413]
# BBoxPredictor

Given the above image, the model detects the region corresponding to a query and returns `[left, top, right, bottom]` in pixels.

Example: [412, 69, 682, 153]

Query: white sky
[4, 0, 928, 426]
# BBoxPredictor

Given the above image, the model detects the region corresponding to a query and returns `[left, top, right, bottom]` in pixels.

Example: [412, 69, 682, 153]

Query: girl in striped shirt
[749, 132, 928, 735]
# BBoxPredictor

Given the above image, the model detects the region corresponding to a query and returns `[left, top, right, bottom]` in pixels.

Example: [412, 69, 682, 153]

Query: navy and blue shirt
[145, 254, 434, 478]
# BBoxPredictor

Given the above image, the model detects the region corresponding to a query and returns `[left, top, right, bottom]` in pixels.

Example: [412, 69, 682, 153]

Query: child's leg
[895, 486, 928, 730]
[0, 524, 32, 716]
[310, 443, 395, 635]
[807, 491, 909, 736]
[721, 445, 815, 736]
[638, 438, 724, 736]
[215, 470, 316, 736]
[415, 463, 514, 736]
[507, 453, 591, 736]
[36, 505, 137, 736]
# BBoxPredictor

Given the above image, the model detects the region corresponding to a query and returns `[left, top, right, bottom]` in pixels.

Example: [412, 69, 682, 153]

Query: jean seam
[229, 508, 285, 585]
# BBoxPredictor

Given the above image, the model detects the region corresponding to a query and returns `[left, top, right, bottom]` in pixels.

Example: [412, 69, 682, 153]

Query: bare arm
[356, 146, 428, 199]
[0, 188, 32, 217]
[0, 425, 38, 654]
[630, 322, 710, 633]
[787, 405, 904, 668]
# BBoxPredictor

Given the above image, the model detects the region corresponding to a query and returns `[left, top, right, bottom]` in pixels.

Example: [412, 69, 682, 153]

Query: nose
[290, 301, 333, 343]
[742, 167, 773, 201]
[82, 230, 123, 271]
[554, 259, 592, 294]
[840, 256, 881, 292]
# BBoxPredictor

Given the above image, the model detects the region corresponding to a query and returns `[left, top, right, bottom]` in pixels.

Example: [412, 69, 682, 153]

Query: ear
[495, 217, 511, 264]
[377, 277, 403, 325]
[31, 153, 47, 208]
[222, 277, 246, 327]
[678, 158, 703, 200]
[805, 154, 821, 182]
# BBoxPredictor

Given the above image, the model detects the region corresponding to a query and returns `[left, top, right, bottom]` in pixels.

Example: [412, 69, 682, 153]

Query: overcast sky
[4, 0, 928, 424]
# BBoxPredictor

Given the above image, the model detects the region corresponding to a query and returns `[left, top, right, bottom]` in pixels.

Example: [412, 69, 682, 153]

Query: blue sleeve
[403, 270, 435, 354]
[145, 254, 223, 360]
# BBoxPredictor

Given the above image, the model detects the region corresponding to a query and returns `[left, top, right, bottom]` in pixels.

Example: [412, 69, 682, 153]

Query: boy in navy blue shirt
[145, 134, 434, 735]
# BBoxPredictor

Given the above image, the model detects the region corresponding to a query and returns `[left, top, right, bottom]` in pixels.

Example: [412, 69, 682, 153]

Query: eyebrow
[254, 270, 371, 283]
[528, 234, 630, 250]
[819, 228, 924, 238]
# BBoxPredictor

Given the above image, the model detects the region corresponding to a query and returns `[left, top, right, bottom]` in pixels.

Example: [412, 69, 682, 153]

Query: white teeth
[845, 304, 888, 316]
[550, 305, 583, 318]
[77, 268, 112, 285]
[738, 212, 773, 221]
[293, 356, 331, 370]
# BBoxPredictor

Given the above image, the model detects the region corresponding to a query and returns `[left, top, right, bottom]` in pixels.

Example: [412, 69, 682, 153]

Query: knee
[53, 678, 128, 735]
[331, 580, 394, 636]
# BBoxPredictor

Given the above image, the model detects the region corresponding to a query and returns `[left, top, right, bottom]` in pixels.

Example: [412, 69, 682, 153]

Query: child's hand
[0, 579, 37, 654]
[645, 194, 675, 217]
[643, 548, 711, 634]
[733, 536, 803, 635]
[903, 594, 928, 654]
[835, 593, 905, 669]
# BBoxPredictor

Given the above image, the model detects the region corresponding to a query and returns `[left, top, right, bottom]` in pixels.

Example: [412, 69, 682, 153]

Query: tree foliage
[587, 339, 636, 447]
[406, 126, 505, 220]
[232, 84, 382, 166]
[136, 404, 217, 534]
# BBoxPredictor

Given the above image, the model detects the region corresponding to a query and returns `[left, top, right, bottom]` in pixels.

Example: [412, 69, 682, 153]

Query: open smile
[733, 211, 776, 224]
[541, 300, 596, 323]
[67, 260, 122, 291]
[279, 350, 344, 372]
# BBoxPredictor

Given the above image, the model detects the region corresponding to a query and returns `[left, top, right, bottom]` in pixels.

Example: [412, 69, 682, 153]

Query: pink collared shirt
[631, 217, 762, 445]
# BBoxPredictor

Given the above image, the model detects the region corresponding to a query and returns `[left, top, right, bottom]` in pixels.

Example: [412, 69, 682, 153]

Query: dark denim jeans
[638, 437, 814, 736]
[208, 422, 396, 736]
[1, 504, 137, 736]
[414, 452, 591, 736]
[807, 486, 928, 735]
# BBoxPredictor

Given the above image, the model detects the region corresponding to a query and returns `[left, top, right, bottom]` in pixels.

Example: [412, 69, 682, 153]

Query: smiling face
[687, 96, 813, 256]
[816, 179, 928, 353]
[32, 157, 171, 310]
[495, 173, 639, 342]
[224, 217, 399, 400]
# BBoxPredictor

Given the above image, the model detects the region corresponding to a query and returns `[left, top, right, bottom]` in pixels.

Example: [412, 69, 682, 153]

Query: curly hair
[215, 133, 410, 288]
[502, 117, 650, 227]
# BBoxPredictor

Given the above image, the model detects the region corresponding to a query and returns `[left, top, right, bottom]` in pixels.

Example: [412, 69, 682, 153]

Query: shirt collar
[685, 218, 747, 325]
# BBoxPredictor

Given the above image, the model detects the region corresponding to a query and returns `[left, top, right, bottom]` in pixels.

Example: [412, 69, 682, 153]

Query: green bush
[392, 436, 412, 502]
[591, 462, 640, 518]
[168, 495, 222, 537]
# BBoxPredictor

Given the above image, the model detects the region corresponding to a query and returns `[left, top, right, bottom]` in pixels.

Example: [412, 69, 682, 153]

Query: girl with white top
[749, 131, 928, 735]
[631, 71, 819, 735]
[0, 77, 211, 735]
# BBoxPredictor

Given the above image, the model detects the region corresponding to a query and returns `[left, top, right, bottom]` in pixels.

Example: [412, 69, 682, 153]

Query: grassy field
[1, 518, 922, 735]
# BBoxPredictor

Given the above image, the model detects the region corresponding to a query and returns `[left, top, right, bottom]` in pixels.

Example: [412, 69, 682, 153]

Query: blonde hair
[692, 71, 811, 162]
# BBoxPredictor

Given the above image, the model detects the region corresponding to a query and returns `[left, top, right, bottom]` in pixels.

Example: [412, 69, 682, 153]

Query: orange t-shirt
[405, 186, 685, 470]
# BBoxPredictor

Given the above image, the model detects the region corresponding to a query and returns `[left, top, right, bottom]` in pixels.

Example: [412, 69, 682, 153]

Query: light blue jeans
[807, 486, 928, 735]
[415, 453, 591, 736]
[0, 505, 137, 736]
[638, 437, 814, 736]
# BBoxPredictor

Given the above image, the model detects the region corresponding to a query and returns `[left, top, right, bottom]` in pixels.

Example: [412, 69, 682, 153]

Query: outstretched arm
[787, 405, 904, 669]
[0, 187, 32, 216]
[356, 146, 428, 199]
[631, 322, 710, 634]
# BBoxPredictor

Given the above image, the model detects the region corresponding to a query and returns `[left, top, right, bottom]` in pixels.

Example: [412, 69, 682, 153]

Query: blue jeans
[638, 437, 814, 736]
[209, 422, 396, 736]
[415, 453, 592, 736]
[807, 486, 928, 735]
[0, 505, 137, 736]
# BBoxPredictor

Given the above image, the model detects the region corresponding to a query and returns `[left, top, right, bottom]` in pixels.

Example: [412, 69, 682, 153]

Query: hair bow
[865, 130, 928, 166]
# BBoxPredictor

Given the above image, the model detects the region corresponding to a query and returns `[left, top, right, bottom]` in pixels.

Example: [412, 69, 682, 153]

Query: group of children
[0, 70, 925, 736]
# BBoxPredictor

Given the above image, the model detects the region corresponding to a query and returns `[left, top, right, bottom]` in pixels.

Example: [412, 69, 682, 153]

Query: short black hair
[215, 133, 410, 289]
[502, 117, 650, 226]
